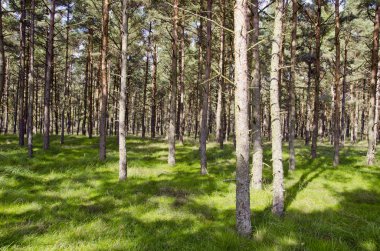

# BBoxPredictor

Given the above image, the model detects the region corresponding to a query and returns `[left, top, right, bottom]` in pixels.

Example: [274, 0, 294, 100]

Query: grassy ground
[0, 134, 379, 251]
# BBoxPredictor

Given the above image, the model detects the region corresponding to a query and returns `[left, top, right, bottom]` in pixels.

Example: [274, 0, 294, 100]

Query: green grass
[0, 134, 379, 250]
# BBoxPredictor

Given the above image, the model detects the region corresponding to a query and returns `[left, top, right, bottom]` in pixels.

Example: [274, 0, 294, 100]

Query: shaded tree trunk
[151, 43, 158, 139]
[142, 22, 151, 138]
[43, 0, 55, 150]
[0, 0, 4, 101]
[27, 0, 35, 157]
[333, 0, 340, 166]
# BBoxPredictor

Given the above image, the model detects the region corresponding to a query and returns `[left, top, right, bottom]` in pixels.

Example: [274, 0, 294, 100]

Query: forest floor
[0, 135, 379, 250]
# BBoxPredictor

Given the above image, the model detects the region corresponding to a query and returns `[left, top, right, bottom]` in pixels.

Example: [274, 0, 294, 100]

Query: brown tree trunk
[27, 0, 35, 157]
[61, 3, 70, 144]
[234, 0, 252, 237]
[333, 0, 340, 166]
[311, 0, 322, 158]
[99, 0, 109, 160]
[367, 4, 380, 165]
[270, 0, 285, 217]
[142, 22, 151, 138]
[168, 0, 178, 166]
[0, 0, 5, 101]
[88, 29, 94, 138]
[178, 14, 185, 145]
[288, 0, 297, 171]
[151, 43, 158, 139]
[43, 0, 55, 150]
[199, 0, 212, 175]
[18, 0, 26, 146]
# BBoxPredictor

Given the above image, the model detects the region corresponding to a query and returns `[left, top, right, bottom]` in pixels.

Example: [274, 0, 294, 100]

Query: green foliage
[0, 135, 379, 250]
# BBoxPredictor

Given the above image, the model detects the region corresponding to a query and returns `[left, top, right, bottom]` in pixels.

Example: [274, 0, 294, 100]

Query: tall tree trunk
[119, 0, 128, 181]
[216, 0, 225, 149]
[341, 39, 348, 144]
[18, 0, 26, 146]
[251, 0, 263, 189]
[234, 0, 252, 237]
[270, 0, 284, 217]
[0, 0, 5, 101]
[43, 0, 55, 150]
[61, 3, 70, 144]
[27, 0, 35, 157]
[311, 0, 322, 158]
[199, 0, 212, 175]
[88, 29, 94, 138]
[288, 0, 297, 171]
[195, 1, 204, 140]
[178, 14, 185, 145]
[142, 22, 151, 138]
[367, 4, 380, 165]
[99, 0, 109, 160]
[168, 0, 178, 166]
[151, 43, 158, 139]
[333, 0, 340, 166]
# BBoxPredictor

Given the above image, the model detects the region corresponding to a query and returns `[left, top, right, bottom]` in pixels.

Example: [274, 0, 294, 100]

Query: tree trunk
[99, 0, 109, 160]
[234, 0, 252, 237]
[270, 0, 284, 217]
[311, 0, 322, 158]
[0, 0, 5, 101]
[367, 4, 380, 165]
[199, 0, 212, 175]
[333, 0, 340, 166]
[119, 0, 128, 181]
[178, 14, 185, 145]
[88, 29, 94, 138]
[43, 0, 55, 150]
[142, 22, 151, 138]
[288, 0, 297, 171]
[168, 0, 178, 166]
[18, 0, 26, 146]
[251, 0, 263, 189]
[151, 43, 158, 139]
[215, 0, 226, 149]
[61, 3, 70, 144]
[27, 0, 35, 157]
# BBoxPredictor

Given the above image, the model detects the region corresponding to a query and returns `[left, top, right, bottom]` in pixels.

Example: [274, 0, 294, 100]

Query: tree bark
[251, 0, 263, 189]
[333, 0, 340, 166]
[99, 0, 109, 160]
[270, 0, 284, 217]
[367, 4, 380, 165]
[288, 0, 297, 171]
[43, 0, 55, 150]
[142, 22, 151, 138]
[18, 0, 26, 146]
[168, 0, 178, 166]
[199, 0, 212, 175]
[27, 0, 35, 157]
[119, 0, 128, 181]
[234, 0, 252, 237]
[0, 0, 5, 102]
[311, 0, 322, 158]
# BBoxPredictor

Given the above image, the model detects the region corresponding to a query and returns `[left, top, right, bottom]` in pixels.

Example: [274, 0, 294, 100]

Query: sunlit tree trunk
[270, 0, 284, 217]
[234, 0, 252, 237]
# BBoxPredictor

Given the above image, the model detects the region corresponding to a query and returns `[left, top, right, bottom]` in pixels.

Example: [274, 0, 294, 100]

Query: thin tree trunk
[99, 0, 109, 161]
[234, 0, 252, 237]
[168, 0, 178, 166]
[27, 0, 35, 157]
[88, 29, 94, 138]
[61, 3, 70, 144]
[151, 43, 158, 139]
[216, 0, 225, 149]
[288, 0, 297, 170]
[18, 0, 26, 146]
[199, 0, 212, 175]
[333, 0, 340, 166]
[367, 4, 380, 165]
[0, 0, 5, 101]
[270, 0, 285, 217]
[119, 0, 128, 181]
[178, 14, 185, 145]
[43, 0, 55, 150]
[341, 38, 348, 144]
[142, 22, 151, 138]
[311, 0, 322, 158]
[251, 0, 263, 189]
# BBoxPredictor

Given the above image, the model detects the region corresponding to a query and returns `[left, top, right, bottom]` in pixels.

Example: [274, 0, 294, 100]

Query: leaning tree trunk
[99, 0, 109, 161]
[288, 0, 297, 171]
[168, 0, 178, 166]
[27, 0, 35, 157]
[333, 0, 340, 166]
[199, 0, 212, 175]
[43, 0, 55, 150]
[119, 0, 128, 180]
[311, 0, 322, 159]
[251, 0, 263, 189]
[367, 4, 380, 165]
[234, 0, 252, 237]
[270, 0, 285, 217]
